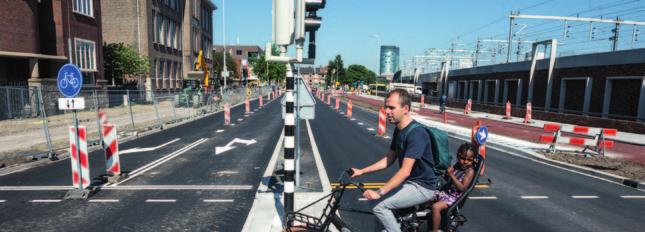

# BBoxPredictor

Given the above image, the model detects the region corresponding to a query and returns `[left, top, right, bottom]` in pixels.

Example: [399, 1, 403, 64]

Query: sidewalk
[344, 93, 645, 165]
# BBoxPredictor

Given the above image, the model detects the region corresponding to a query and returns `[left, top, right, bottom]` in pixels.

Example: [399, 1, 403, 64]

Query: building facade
[299, 66, 327, 87]
[213, 45, 263, 86]
[379, 45, 399, 77]
[102, 0, 215, 90]
[0, 0, 105, 90]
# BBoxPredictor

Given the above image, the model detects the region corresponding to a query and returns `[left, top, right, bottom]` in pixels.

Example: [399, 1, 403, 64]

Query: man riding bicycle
[351, 89, 441, 232]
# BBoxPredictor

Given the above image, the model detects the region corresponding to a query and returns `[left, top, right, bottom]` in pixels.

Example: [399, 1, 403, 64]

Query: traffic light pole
[283, 57, 295, 213]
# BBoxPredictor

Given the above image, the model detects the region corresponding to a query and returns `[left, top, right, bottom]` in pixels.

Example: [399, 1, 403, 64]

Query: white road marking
[357, 122, 364, 125]
[350, 118, 356, 121]
[102, 185, 253, 190]
[258, 130, 285, 192]
[203, 199, 235, 203]
[306, 120, 332, 193]
[238, 118, 244, 121]
[469, 196, 497, 200]
[383, 136, 391, 139]
[230, 123, 236, 126]
[0, 200, 5, 203]
[367, 128, 375, 131]
[358, 198, 368, 201]
[0, 186, 73, 191]
[521, 196, 549, 199]
[572, 196, 599, 199]
[89, 199, 120, 203]
[216, 129, 224, 133]
[111, 138, 208, 186]
[621, 195, 645, 199]
[215, 171, 239, 175]
[121, 138, 180, 155]
[146, 199, 176, 203]
[30, 199, 62, 203]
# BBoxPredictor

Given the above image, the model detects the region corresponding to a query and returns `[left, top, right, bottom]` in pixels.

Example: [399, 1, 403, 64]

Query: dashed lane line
[216, 129, 224, 133]
[0, 200, 5, 203]
[572, 196, 599, 199]
[0, 186, 73, 191]
[521, 196, 549, 199]
[468, 196, 497, 200]
[621, 195, 645, 199]
[101, 185, 254, 190]
[367, 128, 375, 131]
[203, 199, 235, 203]
[30, 199, 62, 203]
[146, 199, 176, 203]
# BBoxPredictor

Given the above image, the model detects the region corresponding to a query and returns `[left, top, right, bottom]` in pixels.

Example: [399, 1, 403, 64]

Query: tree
[212, 50, 240, 84]
[346, 64, 377, 85]
[326, 54, 346, 87]
[250, 45, 286, 85]
[103, 43, 149, 87]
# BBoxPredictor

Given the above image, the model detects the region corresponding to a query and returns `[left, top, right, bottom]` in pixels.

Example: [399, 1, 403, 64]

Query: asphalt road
[311, 96, 645, 231]
[0, 97, 283, 231]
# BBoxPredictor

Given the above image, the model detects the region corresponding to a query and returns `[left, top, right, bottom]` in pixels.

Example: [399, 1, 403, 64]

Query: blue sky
[212, 0, 645, 72]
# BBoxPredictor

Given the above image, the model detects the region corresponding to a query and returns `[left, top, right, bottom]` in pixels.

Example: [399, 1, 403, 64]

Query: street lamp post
[222, 0, 227, 90]
[372, 34, 380, 75]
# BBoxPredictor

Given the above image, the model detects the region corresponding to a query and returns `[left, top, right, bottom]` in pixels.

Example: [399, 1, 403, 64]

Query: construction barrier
[443, 111, 448, 123]
[504, 101, 511, 119]
[98, 110, 110, 125]
[69, 126, 90, 190]
[420, 95, 425, 109]
[224, 103, 231, 125]
[539, 123, 617, 156]
[524, 102, 532, 124]
[464, 99, 472, 114]
[471, 121, 487, 175]
[335, 97, 340, 111]
[245, 96, 250, 114]
[259, 95, 263, 107]
[347, 100, 353, 119]
[377, 107, 387, 136]
[327, 95, 331, 105]
[268, 92, 272, 101]
[102, 124, 124, 183]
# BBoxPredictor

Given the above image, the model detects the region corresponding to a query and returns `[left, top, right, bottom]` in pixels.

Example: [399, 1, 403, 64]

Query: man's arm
[379, 157, 415, 194]
[352, 150, 396, 177]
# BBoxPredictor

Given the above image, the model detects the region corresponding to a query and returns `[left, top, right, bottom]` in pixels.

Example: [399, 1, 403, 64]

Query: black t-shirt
[390, 120, 439, 190]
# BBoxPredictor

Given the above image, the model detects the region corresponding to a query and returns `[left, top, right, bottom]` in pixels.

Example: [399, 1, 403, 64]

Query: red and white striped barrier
[327, 95, 331, 105]
[102, 124, 121, 179]
[420, 95, 425, 109]
[245, 97, 250, 114]
[98, 110, 110, 125]
[335, 97, 340, 111]
[377, 107, 387, 136]
[268, 92, 272, 101]
[259, 95, 263, 107]
[347, 100, 353, 119]
[464, 99, 472, 114]
[224, 103, 231, 125]
[539, 123, 617, 155]
[69, 126, 90, 189]
[504, 100, 511, 119]
[524, 102, 532, 124]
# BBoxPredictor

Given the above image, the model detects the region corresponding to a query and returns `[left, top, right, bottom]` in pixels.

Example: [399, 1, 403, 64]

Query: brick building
[0, 0, 105, 90]
[213, 45, 263, 86]
[102, 0, 216, 90]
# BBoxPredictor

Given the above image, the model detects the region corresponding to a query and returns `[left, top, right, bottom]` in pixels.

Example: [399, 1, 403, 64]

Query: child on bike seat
[430, 143, 477, 232]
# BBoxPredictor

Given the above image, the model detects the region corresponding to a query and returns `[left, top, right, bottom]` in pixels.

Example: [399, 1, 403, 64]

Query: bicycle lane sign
[57, 63, 83, 97]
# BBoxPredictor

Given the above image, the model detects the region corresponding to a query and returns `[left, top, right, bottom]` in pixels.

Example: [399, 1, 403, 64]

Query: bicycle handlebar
[343, 169, 366, 193]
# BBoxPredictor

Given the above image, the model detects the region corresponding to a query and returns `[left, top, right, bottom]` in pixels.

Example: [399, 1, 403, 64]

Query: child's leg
[432, 201, 449, 232]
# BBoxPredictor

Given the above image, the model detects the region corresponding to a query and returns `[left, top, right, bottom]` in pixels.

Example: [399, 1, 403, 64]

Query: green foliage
[346, 64, 377, 85]
[326, 54, 346, 86]
[212, 50, 240, 81]
[103, 43, 149, 86]
[250, 45, 286, 85]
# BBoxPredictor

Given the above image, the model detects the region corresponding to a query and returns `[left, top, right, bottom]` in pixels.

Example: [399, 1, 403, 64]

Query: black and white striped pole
[284, 62, 295, 213]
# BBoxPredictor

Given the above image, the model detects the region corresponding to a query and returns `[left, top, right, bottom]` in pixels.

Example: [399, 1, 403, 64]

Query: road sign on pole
[57, 64, 83, 98]
[475, 126, 489, 145]
[58, 98, 85, 110]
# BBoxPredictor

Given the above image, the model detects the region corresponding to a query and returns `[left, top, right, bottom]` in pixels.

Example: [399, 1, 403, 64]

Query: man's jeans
[371, 181, 436, 232]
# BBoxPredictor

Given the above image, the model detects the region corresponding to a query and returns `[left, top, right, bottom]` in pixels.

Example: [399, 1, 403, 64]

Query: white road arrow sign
[215, 138, 257, 155]
[121, 138, 180, 155]
[478, 130, 487, 141]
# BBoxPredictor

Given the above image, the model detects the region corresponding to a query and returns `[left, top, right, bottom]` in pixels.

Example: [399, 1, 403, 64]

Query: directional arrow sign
[215, 138, 257, 155]
[475, 126, 489, 145]
[121, 138, 180, 155]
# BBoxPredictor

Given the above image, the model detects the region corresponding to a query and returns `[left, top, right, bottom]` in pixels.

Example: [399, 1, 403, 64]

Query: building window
[171, 21, 176, 49]
[236, 49, 242, 55]
[156, 14, 162, 45]
[74, 38, 96, 71]
[151, 11, 157, 43]
[73, 0, 94, 17]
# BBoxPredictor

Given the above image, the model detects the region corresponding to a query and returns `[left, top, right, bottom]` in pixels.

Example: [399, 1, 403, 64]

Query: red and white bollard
[347, 100, 353, 119]
[327, 95, 331, 105]
[464, 99, 472, 114]
[377, 107, 387, 136]
[420, 95, 425, 109]
[259, 95, 263, 108]
[524, 102, 532, 123]
[335, 97, 340, 111]
[245, 97, 250, 114]
[224, 103, 231, 125]
[98, 110, 110, 125]
[102, 124, 124, 183]
[68, 126, 90, 190]
[504, 100, 512, 119]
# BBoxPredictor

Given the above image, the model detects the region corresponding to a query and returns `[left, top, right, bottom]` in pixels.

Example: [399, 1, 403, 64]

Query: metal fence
[0, 85, 273, 161]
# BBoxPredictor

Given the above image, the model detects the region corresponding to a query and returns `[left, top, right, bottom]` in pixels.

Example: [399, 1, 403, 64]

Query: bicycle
[286, 155, 485, 232]
[59, 72, 80, 89]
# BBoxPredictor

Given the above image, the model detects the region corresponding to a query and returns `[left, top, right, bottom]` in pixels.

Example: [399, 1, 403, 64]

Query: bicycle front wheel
[329, 214, 352, 232]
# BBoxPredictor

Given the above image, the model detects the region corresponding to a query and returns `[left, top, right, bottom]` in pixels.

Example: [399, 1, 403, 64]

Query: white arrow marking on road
[216, 129, 224, 133]
[121, 138, 180, 155]
[215, 138, 257, 155]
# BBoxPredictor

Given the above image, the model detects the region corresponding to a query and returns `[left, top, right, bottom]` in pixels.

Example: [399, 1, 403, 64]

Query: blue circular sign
[57, 64, 83, 97]
[475, 126, 489, 145]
